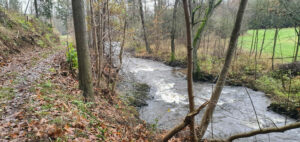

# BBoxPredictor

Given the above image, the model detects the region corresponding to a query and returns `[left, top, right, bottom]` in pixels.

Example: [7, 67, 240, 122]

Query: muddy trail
[0, 47, 64, 140]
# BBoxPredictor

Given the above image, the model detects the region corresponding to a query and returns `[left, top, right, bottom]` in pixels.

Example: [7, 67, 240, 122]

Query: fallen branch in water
[162, 101, 209, 142]
[208, 122, 300, 142]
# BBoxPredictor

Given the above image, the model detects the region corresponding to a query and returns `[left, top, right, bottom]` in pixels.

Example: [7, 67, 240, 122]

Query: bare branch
[162, 101, 209, 142]
[208, 122, 300, 142]
[245, 88, 261, 130]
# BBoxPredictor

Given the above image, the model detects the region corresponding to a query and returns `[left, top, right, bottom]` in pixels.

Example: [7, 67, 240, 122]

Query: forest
[0, 0, 299, 141]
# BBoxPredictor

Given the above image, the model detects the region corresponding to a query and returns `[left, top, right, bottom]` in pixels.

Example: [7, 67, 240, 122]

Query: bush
[66, 42, 78, 69]
[255, 75, 284, 96]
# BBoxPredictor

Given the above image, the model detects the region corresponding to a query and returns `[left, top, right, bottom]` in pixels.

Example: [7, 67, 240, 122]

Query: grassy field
[239, 28, 299, 62]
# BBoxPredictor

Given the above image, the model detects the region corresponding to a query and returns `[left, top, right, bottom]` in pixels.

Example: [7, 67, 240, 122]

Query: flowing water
[119, 55, 300, 141]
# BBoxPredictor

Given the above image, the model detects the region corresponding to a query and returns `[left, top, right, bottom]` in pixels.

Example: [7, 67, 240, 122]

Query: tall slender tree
[294, 27, 299, 62]
[197, 0, 248, 139]
[170, 0, 179, 63]
[182, 0, 197, 141]
[71, 0, 94, 100]
[272, 28, 279, 70]
[138, 0, 152, 53]
[34, 0, 39, 18]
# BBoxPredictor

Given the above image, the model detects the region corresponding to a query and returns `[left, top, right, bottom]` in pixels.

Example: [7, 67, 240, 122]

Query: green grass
[239, 28, 299, 62]
[0, 87, 15, 101]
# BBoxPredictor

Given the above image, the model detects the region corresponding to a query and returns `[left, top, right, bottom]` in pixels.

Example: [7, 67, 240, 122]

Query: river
[119, 54, 300, 142]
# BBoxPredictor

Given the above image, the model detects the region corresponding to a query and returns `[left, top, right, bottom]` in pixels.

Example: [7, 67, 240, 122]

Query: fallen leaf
[9, 133, 18, 139]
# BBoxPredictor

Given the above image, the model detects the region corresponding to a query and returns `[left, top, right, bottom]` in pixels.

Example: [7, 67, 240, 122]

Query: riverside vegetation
[129, 28, 300, 120]
[1, 0, 300, 141]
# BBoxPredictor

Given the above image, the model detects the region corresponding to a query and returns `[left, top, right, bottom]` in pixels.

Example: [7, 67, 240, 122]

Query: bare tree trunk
[170, 0, 179, 62]
[259, 29, 267, 58]
[72, 0, 94, 100]
[86, 0, 93, 50]
[34, 0, 39, 18]
[138, 0, 152, 53]
[112, 18, 127, 92]
[24, 0, 31, 15]
[154, 0, 160, 52]
[254, 30, 259, 80]
[90, 0, 99, 82]
[107, 1, 113, 91]
[119, 20, 126, 66]
[182, 0, 197, 141]
[272, 28, 279, 70]
[222, 38, 226, 57]
[253, 29, 259, 56]
[249, 30, 255, 56]
[96, 0, 105, 87]
[197, 0, 248, 139]
[294, 27, 299, 62]
[206, 33, 210, 55]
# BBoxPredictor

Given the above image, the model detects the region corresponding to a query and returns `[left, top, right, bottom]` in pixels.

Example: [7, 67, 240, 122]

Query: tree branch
[208, 122, 300, 142]
[162, 101, 209, 142]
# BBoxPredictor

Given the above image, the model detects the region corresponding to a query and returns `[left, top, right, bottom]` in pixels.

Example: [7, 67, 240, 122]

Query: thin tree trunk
[90, 0, 99, 82]
[138, 0, 152, 53]
[170, 0, 179, 62]
[249, 30, 255, 56]
[223, 38, 226, 57]
[86, 0, 93, 50]
[294, 27, 299, 62]
[197, 0, 248, 139]
[119, 20, 126, 66]
[154, 0, 160, 52]
[254, 30, 259, 80]
[24, 0, 31, 15]
[253, 29, 259, 55]
[107, 1, 113, 91]
[182, 0, 197, 141]
[34, 0, 39, 18]
[97, 0, 105, 87]
[259, 29, 267, 58]
[272, 28, 279, 70]
[206, 33, 210, 55]
[213, 38, 218, 57]
[72, 0, 94, 100]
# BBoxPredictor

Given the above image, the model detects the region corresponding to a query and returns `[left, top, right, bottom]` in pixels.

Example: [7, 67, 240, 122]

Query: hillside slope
[0, 7, 58, 65]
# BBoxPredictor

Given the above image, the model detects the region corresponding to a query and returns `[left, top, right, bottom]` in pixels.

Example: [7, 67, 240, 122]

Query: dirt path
[0, 46, 158, 141]
[0, 47, 64, 140]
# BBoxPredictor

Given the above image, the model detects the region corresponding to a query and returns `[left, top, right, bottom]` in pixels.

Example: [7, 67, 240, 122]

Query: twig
[245, 88, 261, 130]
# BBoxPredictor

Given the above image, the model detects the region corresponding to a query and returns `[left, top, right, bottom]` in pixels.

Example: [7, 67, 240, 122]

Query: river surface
[119, 54, 300, 142]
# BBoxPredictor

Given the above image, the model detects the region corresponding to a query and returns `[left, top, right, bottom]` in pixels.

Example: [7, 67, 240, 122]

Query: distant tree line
[248, 0, 300, 29]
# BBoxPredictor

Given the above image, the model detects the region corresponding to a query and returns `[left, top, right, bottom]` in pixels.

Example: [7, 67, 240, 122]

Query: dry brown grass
[127, 37, 277, 75]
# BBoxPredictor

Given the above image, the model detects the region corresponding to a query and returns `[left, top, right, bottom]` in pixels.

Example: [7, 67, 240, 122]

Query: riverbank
[126, 44, 300, 120]
[0, 44, 160, 141]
